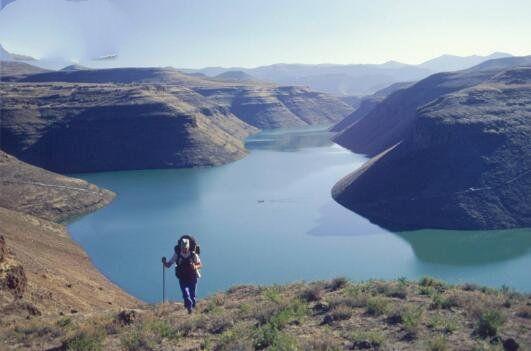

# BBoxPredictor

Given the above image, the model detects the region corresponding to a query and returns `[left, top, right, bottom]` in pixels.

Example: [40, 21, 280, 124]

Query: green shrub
[299, 285, 324, 302]
[263, 287, 283, 304]
[328, 277, 349, 291]
[207, 314, 235, 334]
[397, 277, 409, 286]
[253, 299, 307, 349]
[214, 326, 253, 351]
[366, 297, 390, 316]
[419, 286, 436, 296]
[301, 335, 343, 350]
[202, 294, 226, 314]
[426, 335, 448, 351]
[145, 319, 180, 340]
[175, 317, 199, 336]
[385, 284, 407, 299]
[328, 294, 367, 309]
[419, 277, 446, 291]
[327, 305, 352, 322]
[269, 299, 308, 329]
[427, 314, 459, 334]
[350, 330, 385, 349]
[120, 328, 152, 351]
[401, 306, 423, 334]
[253, 323, 278, 350]
[57, 317, 73, 328]
[253, 324, 297, 350]
[65, 331, 104, 351]
[238, 303, 252, 317]
[387, 304, 423, 335]
[431, 292, 460, 310]
[476, 309, 506, 337]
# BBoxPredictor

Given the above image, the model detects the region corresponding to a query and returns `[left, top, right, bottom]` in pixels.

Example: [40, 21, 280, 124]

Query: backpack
[174, 235, 200, 255]
[174, 235, 200, 280]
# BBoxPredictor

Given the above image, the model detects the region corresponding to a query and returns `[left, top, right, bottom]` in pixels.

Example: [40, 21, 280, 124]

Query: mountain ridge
[332, 60, 531, 230]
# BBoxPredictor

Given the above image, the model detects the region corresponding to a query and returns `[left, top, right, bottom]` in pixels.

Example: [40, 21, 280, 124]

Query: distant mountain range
[0, 43, 35, 61]
[418, 52, 512, 72]
[183, 53, 514, 96]
[0, 43, 517, 96]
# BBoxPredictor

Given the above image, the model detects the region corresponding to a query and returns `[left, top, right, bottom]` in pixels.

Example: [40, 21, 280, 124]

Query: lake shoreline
[66, 127, 531, 303]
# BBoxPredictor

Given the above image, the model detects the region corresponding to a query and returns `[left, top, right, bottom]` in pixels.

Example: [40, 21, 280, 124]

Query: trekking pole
[162, 263, 166, 303]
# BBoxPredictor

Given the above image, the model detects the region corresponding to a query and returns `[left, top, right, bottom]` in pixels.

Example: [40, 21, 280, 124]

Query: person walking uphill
[162, 235, 202, 314]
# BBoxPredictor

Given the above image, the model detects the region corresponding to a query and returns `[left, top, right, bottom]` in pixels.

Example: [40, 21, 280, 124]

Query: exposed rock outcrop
[0, 233, 30, 318]
[2, 66, 352, 172]
[196, 85, 353, 129]
[332, 65, 531, 230]
[0, 82, 258, 173]
[12, 66, 354, 129]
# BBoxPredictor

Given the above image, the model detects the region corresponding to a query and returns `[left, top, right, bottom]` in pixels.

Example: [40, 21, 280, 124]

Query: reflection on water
[246, 126, 335, 151]
[69, 126, 531, 302]
[398, 228, 531, 266]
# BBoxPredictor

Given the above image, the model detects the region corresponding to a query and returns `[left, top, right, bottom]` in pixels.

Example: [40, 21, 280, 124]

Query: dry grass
[1, 278, 529, 350]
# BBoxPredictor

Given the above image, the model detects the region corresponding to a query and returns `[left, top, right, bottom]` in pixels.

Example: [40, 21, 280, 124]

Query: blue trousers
[179, 278, 197, 310]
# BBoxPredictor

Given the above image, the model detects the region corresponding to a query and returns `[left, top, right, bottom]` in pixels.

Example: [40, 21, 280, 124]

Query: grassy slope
[0, 151, 138, 317]
[1, 278, 529, 350]
[0, 207, 139, 316]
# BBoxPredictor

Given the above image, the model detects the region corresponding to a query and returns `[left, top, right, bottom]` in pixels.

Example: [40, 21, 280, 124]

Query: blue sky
[1, 0, 530, 68]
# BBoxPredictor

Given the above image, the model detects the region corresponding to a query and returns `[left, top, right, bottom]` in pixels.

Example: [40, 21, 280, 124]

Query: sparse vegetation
[366, 296, 390, 316]
[65, 330, 105, 351]
[300, 284, 324, 302]
[427, 313, 459, 334]
[328, 277, 349, 291]
[350, 330, 385, 349]
[476, 309, 507, 338]
[419, 276, 446, 291]
[1, 278, 529, 350]
[426, 335, 448, 351]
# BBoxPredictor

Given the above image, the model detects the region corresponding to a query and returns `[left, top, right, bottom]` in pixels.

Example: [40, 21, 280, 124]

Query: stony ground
[1, 278, 529, 350]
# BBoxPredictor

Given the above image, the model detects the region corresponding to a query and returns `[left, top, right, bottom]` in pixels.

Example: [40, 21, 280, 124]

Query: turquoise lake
[68, 127, 531, 303]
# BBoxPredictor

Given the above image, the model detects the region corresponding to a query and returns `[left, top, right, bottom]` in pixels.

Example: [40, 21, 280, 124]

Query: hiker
[162, 236, 202, 313]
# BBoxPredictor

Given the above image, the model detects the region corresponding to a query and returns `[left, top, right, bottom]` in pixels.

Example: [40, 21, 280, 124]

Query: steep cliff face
[333, 56, 531, 157]
[330, 81, 414, 133]
[2, 66, 352, 172]
[14, 66, 353, 130]
[332, 67, 531, 230]
[196, 85, 353, 129]
[0, 82, 257, 173]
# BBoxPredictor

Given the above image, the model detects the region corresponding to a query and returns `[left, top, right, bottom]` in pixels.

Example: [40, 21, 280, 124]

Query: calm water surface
[68, 127, 531, 303]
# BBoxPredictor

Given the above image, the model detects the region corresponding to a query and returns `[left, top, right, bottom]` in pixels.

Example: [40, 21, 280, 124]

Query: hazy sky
[1, 0, 530, 68]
